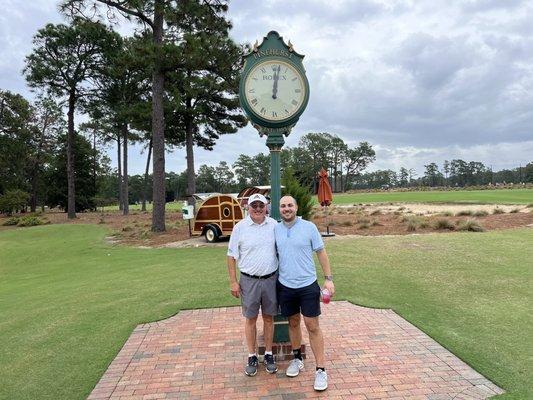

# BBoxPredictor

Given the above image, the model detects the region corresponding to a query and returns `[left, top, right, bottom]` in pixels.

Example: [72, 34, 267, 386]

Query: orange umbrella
[317, 168, 333, 206]
[317, 168, 335, 236]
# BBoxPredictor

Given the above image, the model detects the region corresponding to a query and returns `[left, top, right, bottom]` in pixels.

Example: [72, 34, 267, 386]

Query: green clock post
[239, 31, 310, 220]
[239, 31, 310, 346]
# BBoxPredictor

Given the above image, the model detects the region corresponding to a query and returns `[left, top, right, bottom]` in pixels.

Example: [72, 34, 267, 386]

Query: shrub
[400, 215, 421, 223]
[403, 215, 425, 231]
[509, 208, 520, 213]
[493, 208, 505, 214]
[440, 211, 453, 216]
[0, 190, 29, 215]
[473, 210, 489, 217]
[419, 220, 429, 228]
[456, 210, 473, 216]
[370, 209, 381, 215]
[282, 167, 313, 220]
[17, 216, 45, 227]
[407, 221, 418, 231]
[434, 218, 455, 230]
[358, 222, 369, 229]
[400, 215, 429, 231]
[526, 203, 533, 208]
[122, 225, 133, 232]
[457, 219, 485, 232]
[3, 217, 20, 226]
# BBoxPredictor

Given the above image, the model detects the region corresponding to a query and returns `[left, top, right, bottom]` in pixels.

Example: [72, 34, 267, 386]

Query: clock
[243, 59, 308, 123]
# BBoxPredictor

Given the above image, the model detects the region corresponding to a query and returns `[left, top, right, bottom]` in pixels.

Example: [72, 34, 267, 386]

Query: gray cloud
[1, 0, 531, 176]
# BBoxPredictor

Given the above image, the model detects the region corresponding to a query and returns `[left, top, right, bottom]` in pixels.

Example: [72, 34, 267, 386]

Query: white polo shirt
[227, 215, 278, 276]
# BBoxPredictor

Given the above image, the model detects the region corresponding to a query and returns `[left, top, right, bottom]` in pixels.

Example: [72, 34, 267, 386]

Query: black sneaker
[264, 353, 278, 373]
[245, 355, 258, 376]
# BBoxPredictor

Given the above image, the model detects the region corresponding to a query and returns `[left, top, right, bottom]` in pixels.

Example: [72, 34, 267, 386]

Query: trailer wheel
[205, 225, 219, 243]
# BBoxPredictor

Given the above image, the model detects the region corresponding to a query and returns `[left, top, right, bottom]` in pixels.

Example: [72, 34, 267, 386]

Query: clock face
[244, 60, 306, 122]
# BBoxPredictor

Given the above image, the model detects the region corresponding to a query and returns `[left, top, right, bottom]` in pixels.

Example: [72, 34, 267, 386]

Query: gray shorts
[239, 272, 278, 319]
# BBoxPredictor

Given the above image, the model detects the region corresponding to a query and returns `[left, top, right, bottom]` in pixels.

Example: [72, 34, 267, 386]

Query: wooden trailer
[191, 194, 244, 243]
[188, 186, 281, 243]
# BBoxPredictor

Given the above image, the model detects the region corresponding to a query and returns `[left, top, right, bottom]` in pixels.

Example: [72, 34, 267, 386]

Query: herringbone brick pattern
[88, 301, 503, 399]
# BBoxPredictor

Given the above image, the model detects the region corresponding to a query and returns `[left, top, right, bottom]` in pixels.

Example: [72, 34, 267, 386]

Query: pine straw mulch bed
[1, 204, 532, 248]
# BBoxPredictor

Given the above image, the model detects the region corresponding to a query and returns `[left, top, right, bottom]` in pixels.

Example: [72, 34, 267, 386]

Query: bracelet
[324, 275, 333, 281]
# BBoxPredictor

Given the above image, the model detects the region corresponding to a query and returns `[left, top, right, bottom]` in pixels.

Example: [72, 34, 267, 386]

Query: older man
[275, 195, 335, 391]
[227, 193, 278, 376]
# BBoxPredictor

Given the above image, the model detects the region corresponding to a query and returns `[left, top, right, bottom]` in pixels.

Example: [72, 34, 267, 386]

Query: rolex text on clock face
[244, 60, 306, 121]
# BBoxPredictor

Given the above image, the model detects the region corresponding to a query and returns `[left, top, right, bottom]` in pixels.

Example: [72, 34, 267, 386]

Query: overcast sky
[1, 0, 532, 176]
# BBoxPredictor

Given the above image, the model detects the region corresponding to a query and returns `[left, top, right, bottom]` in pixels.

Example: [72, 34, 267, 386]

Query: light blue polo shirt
[275, 218, 324, 289]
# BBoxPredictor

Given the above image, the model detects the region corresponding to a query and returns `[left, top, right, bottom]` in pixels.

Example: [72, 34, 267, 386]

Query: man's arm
[316, 248, 335, 295]
[227, 256, 241, 298]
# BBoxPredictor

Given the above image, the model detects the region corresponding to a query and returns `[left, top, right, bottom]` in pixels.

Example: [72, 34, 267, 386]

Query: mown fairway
[333, 188, 533, 205]
[103, 188, 533, 211]
[1, 225, 532, 399]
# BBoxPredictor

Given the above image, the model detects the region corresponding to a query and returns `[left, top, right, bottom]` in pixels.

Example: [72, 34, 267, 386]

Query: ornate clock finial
[253, 40, 259, 52]
[288, 40, 294, 52]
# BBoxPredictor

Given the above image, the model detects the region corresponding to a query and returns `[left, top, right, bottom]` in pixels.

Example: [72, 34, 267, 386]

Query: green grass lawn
[333, 188, 533, 205]
[1, 225, 532, 399]
[104, 188, 533, 211]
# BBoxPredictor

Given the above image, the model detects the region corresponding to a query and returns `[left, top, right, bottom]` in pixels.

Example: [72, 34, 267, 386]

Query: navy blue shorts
[277, 280, 321, 318]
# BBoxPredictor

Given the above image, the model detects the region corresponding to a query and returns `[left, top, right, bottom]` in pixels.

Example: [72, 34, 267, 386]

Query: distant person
[275, 195, 335, 391]
[227, 193, 278, 376]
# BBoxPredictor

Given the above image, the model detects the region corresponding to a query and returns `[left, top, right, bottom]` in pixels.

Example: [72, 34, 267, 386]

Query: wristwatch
[324, 275, 333, 281]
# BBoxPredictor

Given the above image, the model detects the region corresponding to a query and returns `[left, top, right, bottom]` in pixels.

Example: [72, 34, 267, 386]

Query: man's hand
[230, 281, 241, 298]
[324, 280, 335, 296]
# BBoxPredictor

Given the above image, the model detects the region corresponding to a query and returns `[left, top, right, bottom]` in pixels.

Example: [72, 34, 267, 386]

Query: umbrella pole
[325, 205, 329, 235]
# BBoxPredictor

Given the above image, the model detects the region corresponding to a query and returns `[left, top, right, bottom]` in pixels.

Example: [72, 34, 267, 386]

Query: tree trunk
[30, 174, 38, 213]
[151, 0, 166, 232]
[185, 109, 196, 206]
[93, 131, 97, 209]
[66, 90, 76, 219]
[142, 137, 153, 212]
[117, 136, 122, 210]
[122, 123, 129, 215]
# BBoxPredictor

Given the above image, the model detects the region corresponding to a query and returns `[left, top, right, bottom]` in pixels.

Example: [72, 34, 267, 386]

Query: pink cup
[321, 289, 331, 304]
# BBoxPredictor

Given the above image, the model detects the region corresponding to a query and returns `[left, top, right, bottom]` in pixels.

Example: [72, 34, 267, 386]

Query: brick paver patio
[88, 301, 503, 399]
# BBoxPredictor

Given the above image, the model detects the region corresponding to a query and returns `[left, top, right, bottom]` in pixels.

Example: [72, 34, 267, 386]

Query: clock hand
[272, 65, 280, 99]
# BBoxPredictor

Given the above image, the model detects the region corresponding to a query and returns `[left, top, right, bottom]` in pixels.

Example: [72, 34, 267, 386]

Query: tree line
[84, 132, 376, 204]
[352, 161, 533, 190]
[2, 0, 531, 219]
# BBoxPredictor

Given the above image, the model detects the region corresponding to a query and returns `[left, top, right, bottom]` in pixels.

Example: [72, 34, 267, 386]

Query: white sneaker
[285, 358, 304, 377]
[314, 369, 328, 391]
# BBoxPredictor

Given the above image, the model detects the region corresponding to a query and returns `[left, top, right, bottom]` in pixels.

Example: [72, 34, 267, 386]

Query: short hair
[281, 195, 297, 205]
